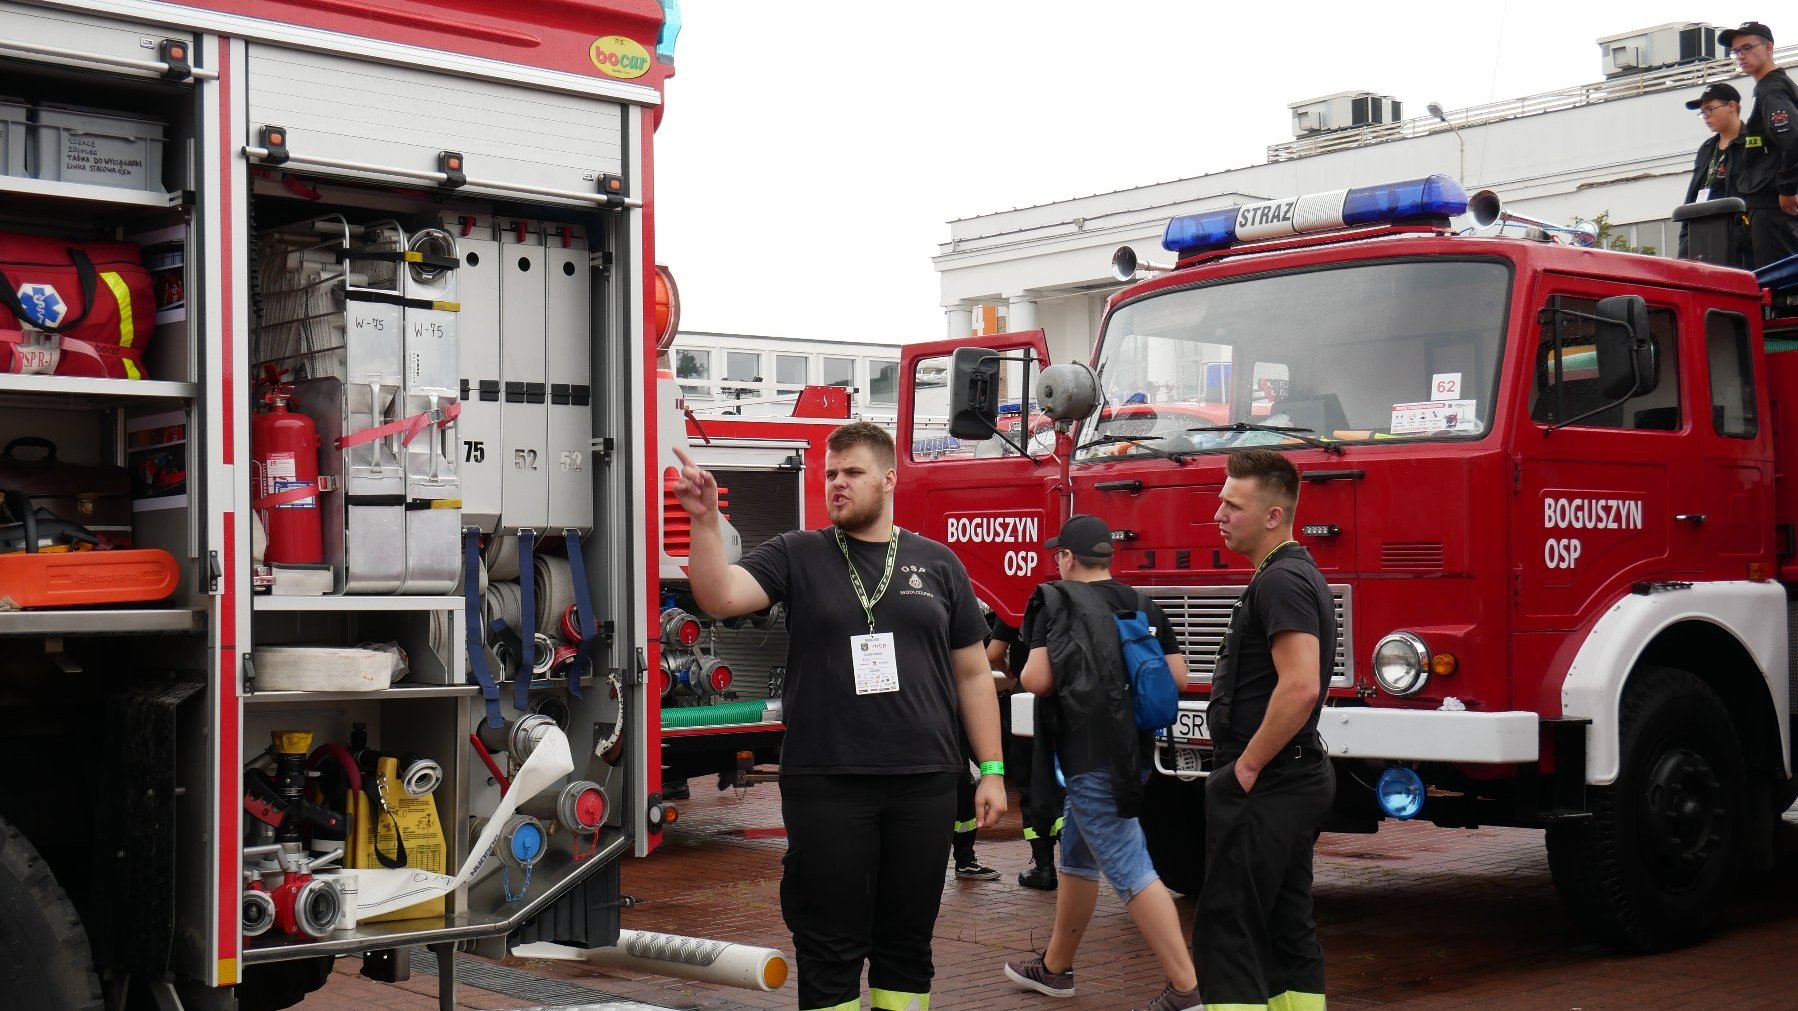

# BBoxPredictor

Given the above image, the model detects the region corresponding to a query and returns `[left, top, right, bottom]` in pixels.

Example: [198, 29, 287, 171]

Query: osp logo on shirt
[16, 284, 67, 327]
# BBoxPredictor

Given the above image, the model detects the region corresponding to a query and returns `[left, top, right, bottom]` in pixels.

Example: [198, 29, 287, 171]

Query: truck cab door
[896, 331, 1059, 627]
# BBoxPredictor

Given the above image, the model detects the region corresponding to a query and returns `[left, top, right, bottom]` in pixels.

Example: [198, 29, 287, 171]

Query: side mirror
[1594, 295, 1653, 400]
[947, 346, 1001, 439]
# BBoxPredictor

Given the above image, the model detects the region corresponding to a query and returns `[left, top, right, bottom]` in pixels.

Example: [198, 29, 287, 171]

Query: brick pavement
[302, 783, 1798, 1010]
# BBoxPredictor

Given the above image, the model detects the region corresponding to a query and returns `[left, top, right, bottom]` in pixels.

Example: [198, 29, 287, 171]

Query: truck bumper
[1156, 700, 1541, 764]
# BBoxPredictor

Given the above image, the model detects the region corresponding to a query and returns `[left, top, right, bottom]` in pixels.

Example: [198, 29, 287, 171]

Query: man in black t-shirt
[672, 422, 1004, 1011]
[990, 615, 1062, 890]
[1002, 515, 1200, 1011]
[1196, 449, 1337, 1011]
[1721, 22, 1798, 268]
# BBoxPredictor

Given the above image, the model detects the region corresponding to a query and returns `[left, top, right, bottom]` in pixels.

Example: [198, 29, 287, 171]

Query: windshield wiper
[1186, 423, 1344, 455]
[1079, 432, 1190, 466]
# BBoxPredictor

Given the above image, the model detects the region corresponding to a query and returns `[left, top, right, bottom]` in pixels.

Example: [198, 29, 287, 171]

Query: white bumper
[1167, 700, 1541, 764]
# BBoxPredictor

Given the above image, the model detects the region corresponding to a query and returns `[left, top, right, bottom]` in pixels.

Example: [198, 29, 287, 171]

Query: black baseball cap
[1045, 514, 1114, 559]
[1719, 22, 1773, 48]
[1686, 82, 1741, 109]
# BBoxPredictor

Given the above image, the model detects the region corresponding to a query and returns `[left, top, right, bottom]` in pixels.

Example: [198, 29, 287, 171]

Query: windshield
[1078, 259, 1512, 460]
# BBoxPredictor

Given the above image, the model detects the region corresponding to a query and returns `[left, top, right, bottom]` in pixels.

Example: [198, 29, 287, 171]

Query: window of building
[869, 359, 899, 405]
[726, 351, 760, 382]
[675, 347, 712, 399]
[1706, 311, 1756, 438]
[776, 354, 807, 395]
[822, 356, 856, 388]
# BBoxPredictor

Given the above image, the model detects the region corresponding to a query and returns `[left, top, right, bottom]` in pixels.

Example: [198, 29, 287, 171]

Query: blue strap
[462, 527, 504, 729]
[517, 528, 536, 713]
[562, 528, 594, 700]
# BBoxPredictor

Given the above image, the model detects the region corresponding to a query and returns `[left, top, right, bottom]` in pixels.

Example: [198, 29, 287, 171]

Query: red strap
[335, 402, 461, 451]
[252, 483, 318, 511]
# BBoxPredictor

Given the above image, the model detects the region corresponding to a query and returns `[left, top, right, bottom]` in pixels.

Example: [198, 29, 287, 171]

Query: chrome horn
[1110, 245, 1174, 281]
[1468, 190, 1599, 248]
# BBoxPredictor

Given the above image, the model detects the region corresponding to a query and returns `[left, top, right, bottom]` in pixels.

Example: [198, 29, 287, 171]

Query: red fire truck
[0, 1, 689, 1008]
[896, 176, 1798, 952]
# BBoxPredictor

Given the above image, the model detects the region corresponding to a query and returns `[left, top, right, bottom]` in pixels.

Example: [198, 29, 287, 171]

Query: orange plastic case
[0, 547, 179, 607]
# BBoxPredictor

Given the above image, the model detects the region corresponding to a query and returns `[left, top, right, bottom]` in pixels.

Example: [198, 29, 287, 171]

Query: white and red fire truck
[0, 1, 699, 1008]
[897, 177, 1798, 952]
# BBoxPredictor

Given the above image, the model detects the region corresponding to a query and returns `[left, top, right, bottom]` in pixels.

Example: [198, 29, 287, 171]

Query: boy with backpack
[1001, 514, 1202, 1011]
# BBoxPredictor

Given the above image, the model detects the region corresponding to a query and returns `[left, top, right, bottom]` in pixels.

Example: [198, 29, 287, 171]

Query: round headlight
[1373, 631, 1430, 696]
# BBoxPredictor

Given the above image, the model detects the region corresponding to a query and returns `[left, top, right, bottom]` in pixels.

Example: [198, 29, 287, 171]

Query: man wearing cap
[1002, 514, 1200, 1011]
[1678, 82, 1746, 262]
[1721, 21, 1798, 267]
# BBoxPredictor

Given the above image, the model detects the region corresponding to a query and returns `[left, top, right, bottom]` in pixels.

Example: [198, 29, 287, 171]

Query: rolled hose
[661, 699, 775, 730]
[533, 553, 576, 639]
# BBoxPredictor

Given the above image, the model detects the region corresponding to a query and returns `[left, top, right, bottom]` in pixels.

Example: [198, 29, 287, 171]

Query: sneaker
[1134, 982, 1204, 1011]
[1018, 862, 1058, 891]
[955, 861, 1001, 880]
[1003, 954, 1076, 998]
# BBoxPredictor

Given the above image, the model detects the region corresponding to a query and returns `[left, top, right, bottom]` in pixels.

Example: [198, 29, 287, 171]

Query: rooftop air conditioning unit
[1288, 91, 1397, 138]
[1599, 22, 1717, 78]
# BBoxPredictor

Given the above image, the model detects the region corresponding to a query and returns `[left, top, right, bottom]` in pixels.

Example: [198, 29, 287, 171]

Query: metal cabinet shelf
[0, 606, 205, 637]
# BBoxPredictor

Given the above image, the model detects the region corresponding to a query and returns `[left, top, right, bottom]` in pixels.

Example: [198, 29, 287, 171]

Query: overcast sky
[655, 2, 1753, 345]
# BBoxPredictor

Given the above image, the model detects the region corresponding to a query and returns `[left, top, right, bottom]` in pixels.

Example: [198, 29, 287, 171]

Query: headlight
[1373, 631, 1430, 696]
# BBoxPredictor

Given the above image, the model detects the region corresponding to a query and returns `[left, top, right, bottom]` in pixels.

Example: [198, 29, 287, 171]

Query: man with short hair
[673, 421, 1006, 1011]
[1720, 21, 1798, 267]
[1196, 449, 1338, 1011]
[1678, 82, 1746, 262]
[1002, 514, 1200, 1011]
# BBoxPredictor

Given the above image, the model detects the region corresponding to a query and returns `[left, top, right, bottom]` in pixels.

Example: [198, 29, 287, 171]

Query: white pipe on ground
[513, 931, 790, 992]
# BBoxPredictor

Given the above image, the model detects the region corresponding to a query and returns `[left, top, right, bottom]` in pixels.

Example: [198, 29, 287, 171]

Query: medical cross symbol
[17, 285, 66, 327]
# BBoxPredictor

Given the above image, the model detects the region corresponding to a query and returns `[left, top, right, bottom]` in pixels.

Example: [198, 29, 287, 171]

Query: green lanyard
[835, 526, 901, 632]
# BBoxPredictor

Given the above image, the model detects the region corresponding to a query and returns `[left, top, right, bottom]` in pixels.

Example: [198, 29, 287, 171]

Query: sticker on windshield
[1391, 400, 1478, 435]
[1430, 373, 1462, 401]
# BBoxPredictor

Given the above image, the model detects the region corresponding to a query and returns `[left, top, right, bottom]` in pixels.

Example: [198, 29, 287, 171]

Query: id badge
[850, 632, 899, 695]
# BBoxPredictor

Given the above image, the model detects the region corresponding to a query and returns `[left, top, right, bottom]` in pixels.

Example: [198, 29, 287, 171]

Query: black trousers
[1194, 754, 1334, 1009]
[781, 772, 956, 1010]
[1747, 206, 1798, 270]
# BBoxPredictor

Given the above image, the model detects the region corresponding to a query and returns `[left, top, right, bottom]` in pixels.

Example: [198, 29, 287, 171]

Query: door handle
[1674, 513, 1706, 525]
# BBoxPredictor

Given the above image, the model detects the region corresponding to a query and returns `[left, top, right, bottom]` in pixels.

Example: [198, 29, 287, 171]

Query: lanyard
[835, 526, 900, 632]
[1255, 539, 1299, 577]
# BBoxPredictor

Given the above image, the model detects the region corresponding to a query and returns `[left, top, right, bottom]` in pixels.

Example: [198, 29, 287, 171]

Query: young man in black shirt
[1002, 514, 1200, 1011]
[1721, 21, 1798, 268]
[990, 615, 1062, 890]
[1197, 449, 1337, 1011]
[1678, 82, 1745, 261]
[672, 422, 1004, 1011]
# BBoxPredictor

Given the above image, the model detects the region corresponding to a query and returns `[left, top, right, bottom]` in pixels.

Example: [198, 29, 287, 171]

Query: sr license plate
[1172, 705, 1210, 746]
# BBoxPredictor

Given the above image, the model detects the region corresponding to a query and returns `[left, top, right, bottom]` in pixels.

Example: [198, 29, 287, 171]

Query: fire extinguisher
[251, 386, 323, 564]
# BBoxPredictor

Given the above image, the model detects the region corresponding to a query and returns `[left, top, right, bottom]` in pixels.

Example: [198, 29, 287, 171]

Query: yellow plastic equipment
[354, 755, 447, 922]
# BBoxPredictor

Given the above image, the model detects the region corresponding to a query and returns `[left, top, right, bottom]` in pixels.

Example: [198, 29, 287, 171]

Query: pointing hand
[671, 446, 719, 519]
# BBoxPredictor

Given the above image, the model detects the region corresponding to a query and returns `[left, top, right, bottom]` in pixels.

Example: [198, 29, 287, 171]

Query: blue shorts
[1059, 770, 1160, 904]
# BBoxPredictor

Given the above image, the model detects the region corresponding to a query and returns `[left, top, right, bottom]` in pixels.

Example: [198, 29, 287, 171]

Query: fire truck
[897, 176, 1798, 952]
[0, 1, 692, 1007]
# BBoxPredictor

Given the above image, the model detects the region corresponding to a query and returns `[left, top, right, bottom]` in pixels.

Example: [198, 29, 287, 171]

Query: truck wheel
[1140, 772, 1206, 896]
[237, 955, 335, 1011]
[1546, 666, 1743, 951]
[0, 819, 103, 1010]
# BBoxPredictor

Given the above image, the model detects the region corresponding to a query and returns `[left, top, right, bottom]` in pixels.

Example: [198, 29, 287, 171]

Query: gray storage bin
[0, 99, 25, 178]
[29, 104, 165, 191]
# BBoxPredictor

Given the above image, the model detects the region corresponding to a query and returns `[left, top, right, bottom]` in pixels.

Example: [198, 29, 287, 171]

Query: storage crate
[29, 104, 165, 191]
[0, 100, 25, 178]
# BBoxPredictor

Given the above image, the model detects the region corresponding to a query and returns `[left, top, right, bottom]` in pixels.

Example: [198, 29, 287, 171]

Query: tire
[1546, 666, 1744, 952]
[236, 955, 335, 1011]
[1140, 771, 1206, 896]
[0, 818, 103, 1011]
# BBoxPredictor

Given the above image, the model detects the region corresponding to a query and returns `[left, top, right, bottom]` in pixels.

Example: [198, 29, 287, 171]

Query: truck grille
[1143, 584, 1353, 689]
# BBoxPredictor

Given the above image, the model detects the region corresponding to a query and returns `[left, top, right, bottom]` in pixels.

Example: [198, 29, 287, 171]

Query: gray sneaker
[955, 861, 1001, 881]
[1135, 982, 1204, 1011]
[1003, 954, 1076, 998]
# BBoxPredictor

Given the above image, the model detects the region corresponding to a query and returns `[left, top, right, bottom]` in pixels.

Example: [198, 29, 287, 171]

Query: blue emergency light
[657, 0, 683, 61]
[1162, 175, 1469, 255]
[1376, 766, 1427, 820]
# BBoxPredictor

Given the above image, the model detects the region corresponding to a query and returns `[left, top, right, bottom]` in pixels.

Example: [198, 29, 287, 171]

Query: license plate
[1172, 706, 1209, 746]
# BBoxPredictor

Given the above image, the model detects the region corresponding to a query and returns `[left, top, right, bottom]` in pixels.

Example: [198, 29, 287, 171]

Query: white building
[936, 24, 1789, 369]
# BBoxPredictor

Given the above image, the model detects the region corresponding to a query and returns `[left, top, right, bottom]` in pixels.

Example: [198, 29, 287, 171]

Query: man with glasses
[1679, 83, 1745, 262]
[1721, 21, 1798, 267]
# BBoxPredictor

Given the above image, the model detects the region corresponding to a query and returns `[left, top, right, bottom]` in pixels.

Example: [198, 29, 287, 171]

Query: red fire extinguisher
[251, 387, 324, 564]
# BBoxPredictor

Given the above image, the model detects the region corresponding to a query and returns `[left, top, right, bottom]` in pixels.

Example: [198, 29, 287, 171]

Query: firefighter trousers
[780, 771, 956, 1010]
[1193, 753, 1334, 1011]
